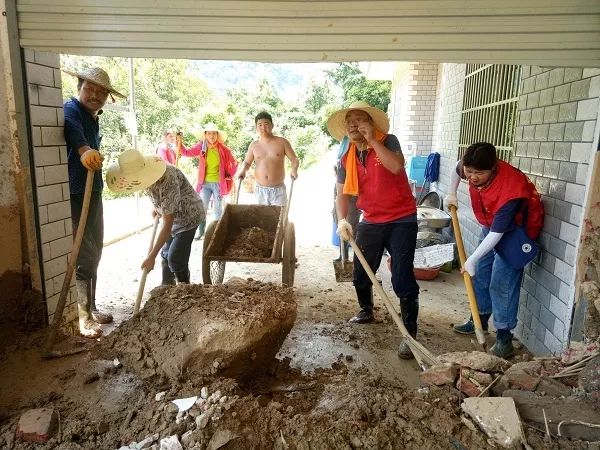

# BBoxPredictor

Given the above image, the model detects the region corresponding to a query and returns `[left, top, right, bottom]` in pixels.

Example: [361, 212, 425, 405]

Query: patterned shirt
[146, 166, 205, 235]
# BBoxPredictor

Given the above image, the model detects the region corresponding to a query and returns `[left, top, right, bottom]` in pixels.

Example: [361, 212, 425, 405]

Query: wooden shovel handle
[44, 170, 94, 355]
[134, 216, 160, 315]
[448, 205, 487, 348]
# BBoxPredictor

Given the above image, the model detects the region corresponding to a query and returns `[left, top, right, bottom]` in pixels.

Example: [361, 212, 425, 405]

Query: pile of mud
[96, 279, 296, 381]
[223, 227, 275, 259]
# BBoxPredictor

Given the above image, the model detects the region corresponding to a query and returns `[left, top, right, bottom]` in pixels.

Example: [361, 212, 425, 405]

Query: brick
[37, 184, 64, 206]
[553, 200, 572, 223]
[543, 160, 559, 178]
[531, 66, 543, 76]
[548, 68, 564, 87]
[26, 63, 54, 86]
[50, 236, 73, 259]
[33, 51, 60, 68]
[576, 164, 589, 184]
[558, 102, 577, 121]
[576, 98, 600, 121]
[565, 182, 586, 204]
[47, 200, 71, 222]
[534, 176, 550, 195]
[564, 68, 583, 83]
[43, 165, 69, 184]
[569, 78, 591, 101]
[38, 205, 48, 225]
[28, 84, 39, 105]
[541, 196, 555, 215]
[558, 162, 577, 182]
[40, 220, 65, 244]
[548, 123, 565, 141]
[57, 108, 64, 127]
[527, 141, 540, 157]
[419, 363, 458, 386]
[549, 295, 569, 319]
[536, 284, 552, 308]
[30, 105, 57, 126]
[571, 143, 592, 164]
[583, 68, 600, 78]
[65, 217, 73, 235]
[531, 107, 544, 125]
[38, 86, 63, 106]
[506, 369, 540, 391]
[564, 122, 585, 141]
[543, 105, 559, 123]
[33, 146, 61, 166]
[522, 77, 535, 94]
[60, 146, 69, 164]
[62, 183, 71, 201]
[515, 141, 527, 156]
[559, 221, 579, 246]
[519, 109, 531, 126]
[518, 95, 528, 110]
[552, 84, 570, 104]
[31, 126, 42, 146]
[46, 293, 60, 316]
[53, 68, 62, 88]
[526, 91, 540, 108]
[43, 255, 67, 280]
[24, 48, 35, 62]
[534, 124, 549, 141]
[590, 76, 600, 98]
[16, 408, 57, 443]
[522, 125, 535, 141]
[519, 157, 531, 172]
[540, 251, 556, 273]
[538, 142, 554, 159]
[539, 88, 554, 107]
[456, 375, 483, 397]
[522, 66, 531, 78]
[530, 159, 544, 176]
[35, 167, 45, 186]
[543, 215, 561, 237]
[41, 127, 66, 146]
[553, 142, 571, 161]
[41, 243, 51, 262]
[582, 121, 596, 142]
[543, 330, 563, 355]
[535, 72, 550, 91]
[514, 126, 523, 141]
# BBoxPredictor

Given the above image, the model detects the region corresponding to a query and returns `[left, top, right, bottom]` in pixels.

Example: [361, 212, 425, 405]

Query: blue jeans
[160, 228, 196, 283]
[473, 230, 524, 331]
[200, 182, 223, 220]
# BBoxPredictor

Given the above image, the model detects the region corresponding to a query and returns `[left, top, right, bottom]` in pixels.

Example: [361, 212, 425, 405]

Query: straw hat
[327, 101, 390, 141]
[203, 122, 227, 143]
[63, 67, 126, 98]
[106, 149, 166, 194]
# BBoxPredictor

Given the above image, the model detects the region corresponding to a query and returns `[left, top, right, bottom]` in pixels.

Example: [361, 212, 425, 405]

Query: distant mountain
[188, 60, 335, 102]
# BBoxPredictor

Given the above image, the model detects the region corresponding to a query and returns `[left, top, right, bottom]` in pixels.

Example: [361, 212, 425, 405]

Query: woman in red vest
[329, 102, 420, 360]
[446, 142, 544, 358]
[178, 123, 238, 239]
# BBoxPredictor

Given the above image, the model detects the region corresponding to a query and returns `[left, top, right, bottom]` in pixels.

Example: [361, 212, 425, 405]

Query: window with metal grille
[458, 64, 521, 162]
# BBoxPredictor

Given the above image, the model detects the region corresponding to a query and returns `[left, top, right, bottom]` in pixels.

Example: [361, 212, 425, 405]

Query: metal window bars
[458, 64, 522, 162]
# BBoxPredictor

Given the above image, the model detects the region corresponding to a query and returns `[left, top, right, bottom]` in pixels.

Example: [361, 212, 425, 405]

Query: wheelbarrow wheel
[202, 221, 225, 284]
[282, 222, 295, 287]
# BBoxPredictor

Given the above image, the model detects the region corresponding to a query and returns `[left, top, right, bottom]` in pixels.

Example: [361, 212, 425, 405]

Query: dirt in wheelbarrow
[223, 226, 276, 259]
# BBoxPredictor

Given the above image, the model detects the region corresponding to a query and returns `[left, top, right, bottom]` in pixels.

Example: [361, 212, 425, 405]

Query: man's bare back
[237, 113, 299, 187]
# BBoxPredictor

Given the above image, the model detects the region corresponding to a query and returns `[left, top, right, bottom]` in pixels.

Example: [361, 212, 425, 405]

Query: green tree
[326, 62, 391, 112]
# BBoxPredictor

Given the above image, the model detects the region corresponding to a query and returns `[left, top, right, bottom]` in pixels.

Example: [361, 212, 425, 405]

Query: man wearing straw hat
[328, 101, 420, 360]
[177, 123, 238, 239]
[63, 67, 125, 338]
[106, 149, 204, 285]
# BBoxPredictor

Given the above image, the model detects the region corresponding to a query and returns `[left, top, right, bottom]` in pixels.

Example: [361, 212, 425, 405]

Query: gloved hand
[463, 257, 476, 277]
[337, 218, 353, 241]
[445, 192, 458, 210]
[80, 149, 103, 171]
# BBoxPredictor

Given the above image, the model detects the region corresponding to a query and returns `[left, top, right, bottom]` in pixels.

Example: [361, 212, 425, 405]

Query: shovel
[345, 235, 439, 370]
[133, 215, 160, 315]
[448, 205, 487, 351]
[333, 242, 353, 282]
[43, 170, 94, 357]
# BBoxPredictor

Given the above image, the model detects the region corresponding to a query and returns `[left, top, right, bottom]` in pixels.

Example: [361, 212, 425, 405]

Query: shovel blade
[333, 260, 353, 282]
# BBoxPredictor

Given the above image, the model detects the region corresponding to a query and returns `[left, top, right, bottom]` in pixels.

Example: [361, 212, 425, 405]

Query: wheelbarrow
[202, 179, 296, 286]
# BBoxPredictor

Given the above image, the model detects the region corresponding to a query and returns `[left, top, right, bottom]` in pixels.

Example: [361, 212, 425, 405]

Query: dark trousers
[353, 220, 420, 299]
[71, 191, 104, 281]
[160, 228, 196, 283]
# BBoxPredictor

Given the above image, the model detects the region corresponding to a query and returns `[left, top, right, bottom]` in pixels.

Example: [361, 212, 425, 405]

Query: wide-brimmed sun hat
[327, 101, 390, 141]
[106, 149, 166, 194]
[203, 122, 227, 143]
[63, 67, 126, 99]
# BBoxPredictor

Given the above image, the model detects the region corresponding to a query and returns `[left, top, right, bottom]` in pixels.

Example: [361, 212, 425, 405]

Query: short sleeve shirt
[146, 166, 205, 235]
[336, 135, 402, 184]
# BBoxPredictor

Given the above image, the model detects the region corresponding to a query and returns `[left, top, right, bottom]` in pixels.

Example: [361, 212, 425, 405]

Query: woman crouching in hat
[176, 123, 237, 239]
[106, 149, 205, 284]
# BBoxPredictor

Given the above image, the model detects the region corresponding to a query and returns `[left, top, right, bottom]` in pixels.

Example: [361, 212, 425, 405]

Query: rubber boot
[349, 286, 374, 323]
[161, 259, 176, 285]
[76, 279, 102, 338]
[489, 329, 515, 358]
[453, 313, 490, 335]
[90, 276, 113, 324]
[175, 269, 190, 284]
[398, 296, 419, 360]
[195, 220, 206, 240]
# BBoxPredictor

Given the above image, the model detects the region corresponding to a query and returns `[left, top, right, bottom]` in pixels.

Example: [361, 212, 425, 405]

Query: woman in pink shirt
[156, 129, 178, 165]
[178, 123, 238, 239]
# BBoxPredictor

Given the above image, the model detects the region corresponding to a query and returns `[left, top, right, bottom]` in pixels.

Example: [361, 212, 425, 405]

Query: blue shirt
[63, 97, 103, 194]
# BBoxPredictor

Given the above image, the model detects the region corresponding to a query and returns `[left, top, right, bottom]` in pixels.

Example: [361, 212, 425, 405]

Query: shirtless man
[237, 111, 299, 206]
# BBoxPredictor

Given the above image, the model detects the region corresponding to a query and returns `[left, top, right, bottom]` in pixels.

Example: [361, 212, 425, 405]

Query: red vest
[469, 160, 544, 239]
[342, 144, 416, 223]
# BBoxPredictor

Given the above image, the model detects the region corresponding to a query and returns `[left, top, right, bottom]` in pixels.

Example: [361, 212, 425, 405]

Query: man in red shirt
[329, 102, 420, 359]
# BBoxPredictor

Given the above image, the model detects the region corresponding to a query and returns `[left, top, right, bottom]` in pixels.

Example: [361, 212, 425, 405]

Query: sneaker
[397, 338, 414, 360]
[453, 315, 490, 335]
[489, 330, 515, 359]
[348, 309, 374, 324]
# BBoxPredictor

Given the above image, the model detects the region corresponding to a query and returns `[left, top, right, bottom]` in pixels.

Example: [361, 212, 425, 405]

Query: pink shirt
[156, 143, 177, 165]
